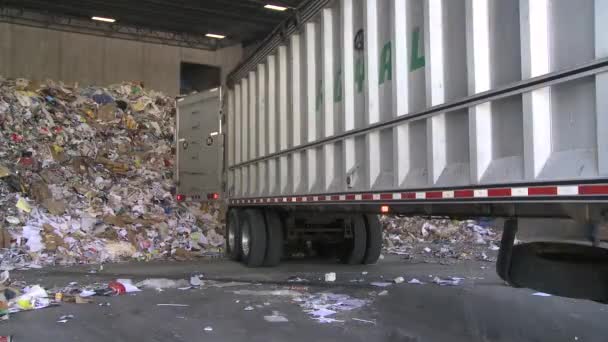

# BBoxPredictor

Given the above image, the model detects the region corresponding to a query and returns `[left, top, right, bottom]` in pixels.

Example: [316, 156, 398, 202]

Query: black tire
[226, 209, 241, 261]
[362, 214, 382, 264]
[496, 219, 518, 283]
[340, 214, 367, 265]
[263, 209, 284, 267]
[508, 242, 608, 302]
[240, 209, 267, 267]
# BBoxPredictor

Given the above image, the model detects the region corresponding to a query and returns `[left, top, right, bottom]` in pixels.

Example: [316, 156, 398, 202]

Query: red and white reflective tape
[229, 184, 608, 205]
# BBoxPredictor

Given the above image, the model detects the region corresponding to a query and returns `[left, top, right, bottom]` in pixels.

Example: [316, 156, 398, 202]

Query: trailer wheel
[226, 209, 242, 261]
[240, 209, 267, 267]
[362, 214, 382, 264]
[508, 242, 608, 302]
[263, 209, 284, 267]
[340, 214, 367, 265]
[496, 219, 518, 284]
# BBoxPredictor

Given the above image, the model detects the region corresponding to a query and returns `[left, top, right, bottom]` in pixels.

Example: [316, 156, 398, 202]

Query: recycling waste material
[381, 216, 500, 261]
[0, 76, 224, 270]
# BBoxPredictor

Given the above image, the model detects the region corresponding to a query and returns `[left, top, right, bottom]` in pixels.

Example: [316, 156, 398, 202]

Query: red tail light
[207, 193, 220, 200]
[176, 194, 185, 202]
[380, 205, 390, 214]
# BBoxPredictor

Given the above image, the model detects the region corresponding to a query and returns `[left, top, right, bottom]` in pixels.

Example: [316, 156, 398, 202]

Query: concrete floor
[2, 256, 607, 341]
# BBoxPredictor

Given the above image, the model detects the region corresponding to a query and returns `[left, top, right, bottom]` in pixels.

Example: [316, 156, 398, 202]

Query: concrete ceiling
[0, 0, 306, 48]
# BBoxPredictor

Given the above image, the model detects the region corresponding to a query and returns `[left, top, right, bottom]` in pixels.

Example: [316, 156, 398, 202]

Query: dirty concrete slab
[2, 257, 606, 342]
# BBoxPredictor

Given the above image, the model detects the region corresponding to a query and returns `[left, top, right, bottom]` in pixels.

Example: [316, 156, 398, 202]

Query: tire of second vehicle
[508, 242, 608, 302]
[241, 209, 267, 267]
[226, 209, 241, 261]
[263, 209, 284, 267]
[363, 214, 382, 264]
[340, 214, 367, 265]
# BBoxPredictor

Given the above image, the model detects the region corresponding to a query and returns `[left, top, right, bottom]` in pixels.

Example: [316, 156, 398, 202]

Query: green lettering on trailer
[410, 27, 425, 71]
[355, 58, 365, 93]
[334, 68, 342, 102]
[379, 41, 392, 84]
[316, 80, 323, 111]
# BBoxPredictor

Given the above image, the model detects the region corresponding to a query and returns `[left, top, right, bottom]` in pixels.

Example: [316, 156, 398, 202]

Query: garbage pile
[0, 76, 224, 269]
[381, 216, 500, 261]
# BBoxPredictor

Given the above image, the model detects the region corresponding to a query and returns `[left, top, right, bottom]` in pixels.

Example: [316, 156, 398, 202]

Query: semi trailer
[176, 0, 608, 301]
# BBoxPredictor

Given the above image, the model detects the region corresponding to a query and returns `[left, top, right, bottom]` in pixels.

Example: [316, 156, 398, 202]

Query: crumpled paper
[0, 77, 225, 269]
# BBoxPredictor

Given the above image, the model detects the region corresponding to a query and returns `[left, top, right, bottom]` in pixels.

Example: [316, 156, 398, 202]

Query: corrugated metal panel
[227, 0, 608, 201]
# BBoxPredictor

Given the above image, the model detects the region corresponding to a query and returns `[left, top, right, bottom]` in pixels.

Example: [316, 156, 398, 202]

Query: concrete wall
[0, 22, 243, 96]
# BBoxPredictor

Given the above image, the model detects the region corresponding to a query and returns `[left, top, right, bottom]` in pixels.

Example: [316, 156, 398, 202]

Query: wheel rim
[241, 221, 251, 257]
[228, 220, 236, 252]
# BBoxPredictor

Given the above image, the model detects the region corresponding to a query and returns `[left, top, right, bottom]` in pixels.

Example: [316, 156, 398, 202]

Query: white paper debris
[532, 292, 552, 297]
[325, 272, 336, 282]
[433, 276, 463, 286]
[352, 318, 376, 325]
[408, 278, 425, 285]
[157, 304, 190, 307]
[116, 279, 141, 293]
[190, 275, 203, 286]
[79, 290, 96, 297]
[310, 308, 337, 318]
[136, 278, 189, 289]
[264, 312, 289, 323]
[371, 282, 392, 287]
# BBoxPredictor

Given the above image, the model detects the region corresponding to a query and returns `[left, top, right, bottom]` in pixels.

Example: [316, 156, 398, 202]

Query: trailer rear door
[175, 88, 222, 200]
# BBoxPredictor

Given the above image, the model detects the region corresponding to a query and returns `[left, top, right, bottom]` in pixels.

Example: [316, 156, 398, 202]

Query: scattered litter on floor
[353, 318, 376, 325]
[371, 282, 392, 288]
[432, 276, 464, 286]
[157, 303, 189, 307]
[234, 289, 302, 297]
[287, 276, 309, 283]
[264, 311, 289, 323]
[324, 272, 336, 282]
[189, 275, 203, 287]
[115, 279, 141, 293]
[408, 278, 425, 285]
[393, 277, 404, 284]
[136, 278, 189, 290]
[210, 281, 250, 288]
[57, 314, 74, 323]
[378, 290, 388, 296]
[244, 306, 254, 311]
[298, 293, 368, 324]
[204, 326, 213, 332]
[532, 292, 552, 297]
